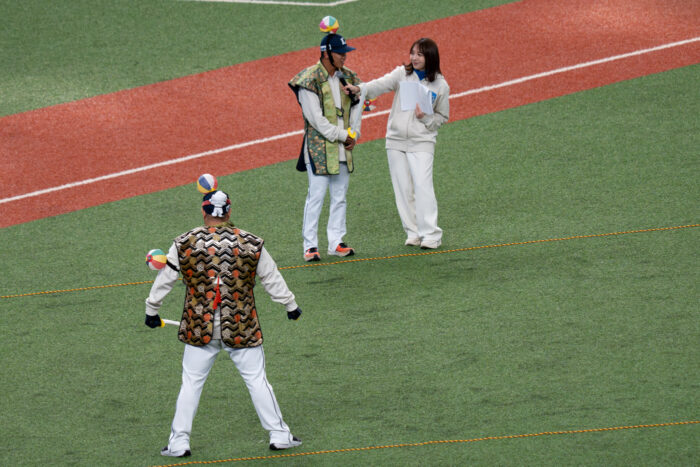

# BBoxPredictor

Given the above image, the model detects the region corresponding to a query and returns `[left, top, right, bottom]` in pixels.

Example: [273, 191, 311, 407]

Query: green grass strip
[3, 223, 696, 299]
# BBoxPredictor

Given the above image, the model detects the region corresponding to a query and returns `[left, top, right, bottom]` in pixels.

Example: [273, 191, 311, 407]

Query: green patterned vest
[288, 62, 360, 175]
[175, 223, 264, 348]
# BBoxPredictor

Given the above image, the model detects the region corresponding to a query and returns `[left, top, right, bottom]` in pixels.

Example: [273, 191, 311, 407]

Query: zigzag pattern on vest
[175, 224, 264, 348]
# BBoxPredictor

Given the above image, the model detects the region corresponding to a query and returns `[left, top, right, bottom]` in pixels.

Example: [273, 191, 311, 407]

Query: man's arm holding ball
[144, 243, 180, 328]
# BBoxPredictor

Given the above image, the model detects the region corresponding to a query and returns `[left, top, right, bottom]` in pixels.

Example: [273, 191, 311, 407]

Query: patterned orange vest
[175, 223, 264, 348]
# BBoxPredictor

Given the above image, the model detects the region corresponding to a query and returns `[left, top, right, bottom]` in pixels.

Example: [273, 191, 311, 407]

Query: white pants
[386, 149, 442, 242]
[167, 341, 294, 451]
[302, 162, 350, 252]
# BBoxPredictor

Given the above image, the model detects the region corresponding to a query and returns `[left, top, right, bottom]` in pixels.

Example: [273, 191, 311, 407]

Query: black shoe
[269, 436, 302, 450]
[161, 446, 191, 457]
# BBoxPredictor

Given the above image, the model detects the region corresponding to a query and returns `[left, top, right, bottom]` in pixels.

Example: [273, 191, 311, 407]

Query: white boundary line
[0, 129, 303, 205]
[181, 0, 358, 5]
[1, 36, 697, 206]
[449, 36, 700, 99]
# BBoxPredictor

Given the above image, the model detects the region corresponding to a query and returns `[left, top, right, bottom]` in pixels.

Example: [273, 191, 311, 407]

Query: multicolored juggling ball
[319, 16, 339, 34]
[146, 249, 167, 271]
[196, 173, 218, 194]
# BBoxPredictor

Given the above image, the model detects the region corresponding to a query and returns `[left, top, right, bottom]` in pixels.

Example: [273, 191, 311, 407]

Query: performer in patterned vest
[145, 190, 302, 458]
[288, 31, 363, 262]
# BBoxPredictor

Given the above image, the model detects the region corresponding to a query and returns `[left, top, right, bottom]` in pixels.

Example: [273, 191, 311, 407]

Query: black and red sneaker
[328, 243, 355, 257]
[304, 247, 321, 262]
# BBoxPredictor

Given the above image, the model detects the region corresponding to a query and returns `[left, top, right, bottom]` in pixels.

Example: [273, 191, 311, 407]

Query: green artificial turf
[1, 63, 698, 465]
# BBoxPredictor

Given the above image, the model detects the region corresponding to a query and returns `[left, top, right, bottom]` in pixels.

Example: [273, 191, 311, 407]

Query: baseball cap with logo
[320, 34, 356, 54]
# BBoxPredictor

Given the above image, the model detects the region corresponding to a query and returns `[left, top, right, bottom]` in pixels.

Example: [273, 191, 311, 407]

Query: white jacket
[360, 65, 449, 153]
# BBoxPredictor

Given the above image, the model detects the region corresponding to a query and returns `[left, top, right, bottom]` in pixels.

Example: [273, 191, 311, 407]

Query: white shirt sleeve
[256, 246, 299, 312]
[360, 66, 403, 100]
[145, 242, 180, 316]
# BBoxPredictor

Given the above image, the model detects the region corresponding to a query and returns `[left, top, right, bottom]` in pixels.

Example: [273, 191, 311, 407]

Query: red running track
[1, 0, 698, 228]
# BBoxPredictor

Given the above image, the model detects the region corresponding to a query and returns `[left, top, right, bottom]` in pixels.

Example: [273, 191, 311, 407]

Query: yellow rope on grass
[1, 280, 154, 299]
[278, 223, 699, 270]
[2, 223, 697, 299]
[151, 420, 699, 466]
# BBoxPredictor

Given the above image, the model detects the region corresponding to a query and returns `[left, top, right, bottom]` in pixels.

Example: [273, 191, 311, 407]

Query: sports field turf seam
[2, 223, 696, 300]
[149, 420, 699, 466]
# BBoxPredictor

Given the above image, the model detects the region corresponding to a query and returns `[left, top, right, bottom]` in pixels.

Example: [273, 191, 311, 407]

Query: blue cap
[320, 34, 356, 54]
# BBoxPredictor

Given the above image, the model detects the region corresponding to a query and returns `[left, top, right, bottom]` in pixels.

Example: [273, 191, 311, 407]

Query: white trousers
[302, 162, 350, 252]
[167, 341, 293, 451]
[386, 149, 442, 242]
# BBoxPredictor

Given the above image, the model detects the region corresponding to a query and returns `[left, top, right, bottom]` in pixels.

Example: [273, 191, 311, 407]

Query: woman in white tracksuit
[345, 38, 449, 249]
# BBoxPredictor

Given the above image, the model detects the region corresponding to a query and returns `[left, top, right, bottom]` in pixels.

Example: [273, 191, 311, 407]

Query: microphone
[336, 71, 360, 106]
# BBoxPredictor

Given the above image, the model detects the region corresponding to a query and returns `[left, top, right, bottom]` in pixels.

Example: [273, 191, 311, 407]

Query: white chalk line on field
[0, 130, 304, 205]
[1, 36, 698, 206]
[448, 36, 700, 99]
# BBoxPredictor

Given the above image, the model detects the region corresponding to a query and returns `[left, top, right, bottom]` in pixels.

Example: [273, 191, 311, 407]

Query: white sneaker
[420, 239, 442, 249]
[161, 446, 191, 457]
[269, 436, 302, 451]
[405, 237, 421, 246]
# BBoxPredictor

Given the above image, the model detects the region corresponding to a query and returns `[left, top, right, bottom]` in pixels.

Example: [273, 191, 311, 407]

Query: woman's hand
[414, 103, 425, 119]
[343, 84, 360, 96]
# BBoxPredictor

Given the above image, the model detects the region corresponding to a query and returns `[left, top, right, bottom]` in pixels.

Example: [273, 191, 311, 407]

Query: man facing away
[144, 190, 303, 457]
